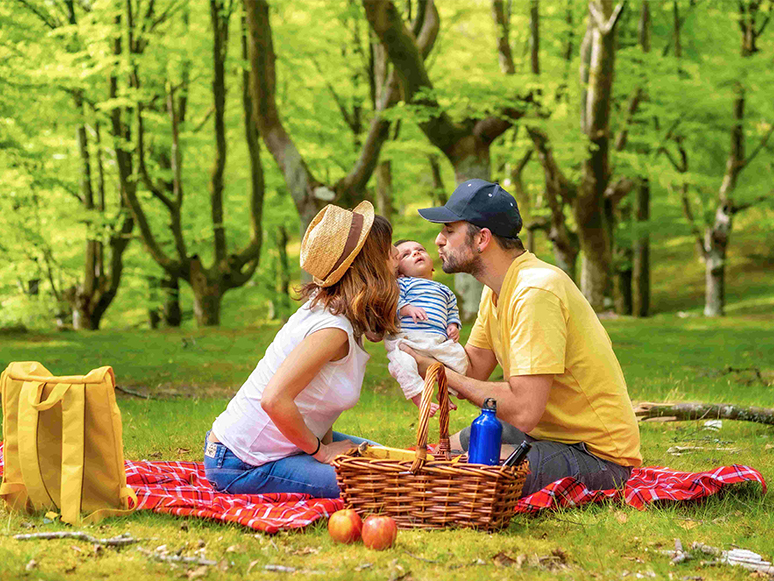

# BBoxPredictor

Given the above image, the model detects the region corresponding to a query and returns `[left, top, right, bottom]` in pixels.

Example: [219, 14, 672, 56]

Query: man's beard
[441, 248, 482, 276]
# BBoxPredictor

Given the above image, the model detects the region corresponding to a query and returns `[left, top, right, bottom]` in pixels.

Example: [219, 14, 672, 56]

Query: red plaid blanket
[0, 444, 765, 532]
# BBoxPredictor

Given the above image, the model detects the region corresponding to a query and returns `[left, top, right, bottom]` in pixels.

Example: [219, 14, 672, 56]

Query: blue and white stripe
[398, 277, 461, 337]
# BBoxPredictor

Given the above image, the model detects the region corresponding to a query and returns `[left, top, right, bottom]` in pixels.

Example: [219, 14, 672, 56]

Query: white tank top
[211, 303, 370, 466]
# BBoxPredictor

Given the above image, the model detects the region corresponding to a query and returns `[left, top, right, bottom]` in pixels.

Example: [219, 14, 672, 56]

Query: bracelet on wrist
[310, 437, 321, 456]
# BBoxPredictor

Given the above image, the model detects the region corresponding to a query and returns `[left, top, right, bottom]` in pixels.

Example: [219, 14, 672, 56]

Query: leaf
[615, 511, 629, 524]
[25, 559, 38, 571]
[678, 519, 700, 530]
[492, 551, 522, 568]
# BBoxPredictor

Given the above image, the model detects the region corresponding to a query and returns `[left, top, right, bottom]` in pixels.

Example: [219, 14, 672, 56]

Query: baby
[385, 239, 469, 412]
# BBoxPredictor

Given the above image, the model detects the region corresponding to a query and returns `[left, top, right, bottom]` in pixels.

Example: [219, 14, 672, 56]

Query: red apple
[361, 515, 398, 550]
[327, 509, 363, 544]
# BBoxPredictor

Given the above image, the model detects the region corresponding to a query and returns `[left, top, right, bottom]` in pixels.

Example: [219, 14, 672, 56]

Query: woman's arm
[260, 327, 355, 464]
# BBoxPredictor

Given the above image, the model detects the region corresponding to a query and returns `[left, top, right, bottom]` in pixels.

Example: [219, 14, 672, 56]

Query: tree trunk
[428, 154, 447, 205]
[613, 257, 632, 315]
[580, 239, 610, 312]
[190, 257, 222, 327]
[375, 159, 393, 220]
[273, 224, 291, 323]
[632, 177, 650, 317]
[703, 209, 730, 318]
[148, 275, 161, 329]
[576, 0, 621, 312]
[450, 142, 491, 183]
[552, 237, 578, 282]
[162, 274, 182, 326]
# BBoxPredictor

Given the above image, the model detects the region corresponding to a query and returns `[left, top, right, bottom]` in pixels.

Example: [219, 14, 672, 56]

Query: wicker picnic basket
[333, 363, 529, 531]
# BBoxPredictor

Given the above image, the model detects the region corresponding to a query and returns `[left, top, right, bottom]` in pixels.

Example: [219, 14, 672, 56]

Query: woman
[204, 201, 399, 498]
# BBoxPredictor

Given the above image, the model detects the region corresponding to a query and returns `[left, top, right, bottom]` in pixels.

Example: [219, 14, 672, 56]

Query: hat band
[322, 212, 364, 280]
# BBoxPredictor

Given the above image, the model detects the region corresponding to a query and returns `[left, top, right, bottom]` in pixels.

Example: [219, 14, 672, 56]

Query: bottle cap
[483, 398, 497, 411]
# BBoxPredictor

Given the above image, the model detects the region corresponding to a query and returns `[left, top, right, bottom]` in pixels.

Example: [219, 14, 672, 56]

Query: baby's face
[396, 241, 434, 279]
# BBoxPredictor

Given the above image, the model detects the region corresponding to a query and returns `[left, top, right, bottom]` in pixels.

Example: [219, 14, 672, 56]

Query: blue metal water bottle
[467, 398, 502, 465]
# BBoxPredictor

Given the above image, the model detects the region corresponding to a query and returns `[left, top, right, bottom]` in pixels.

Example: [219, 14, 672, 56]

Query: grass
[0, 212, 773, 580]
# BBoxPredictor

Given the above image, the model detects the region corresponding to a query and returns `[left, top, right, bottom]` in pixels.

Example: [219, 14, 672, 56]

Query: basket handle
[410, 362, 452, 473]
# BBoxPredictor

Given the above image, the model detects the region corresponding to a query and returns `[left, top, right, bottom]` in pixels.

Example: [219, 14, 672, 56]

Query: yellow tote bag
[0, 362, 136, 524]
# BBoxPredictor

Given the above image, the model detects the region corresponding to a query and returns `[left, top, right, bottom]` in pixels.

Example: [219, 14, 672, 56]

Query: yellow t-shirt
[468, 252, 642, 467]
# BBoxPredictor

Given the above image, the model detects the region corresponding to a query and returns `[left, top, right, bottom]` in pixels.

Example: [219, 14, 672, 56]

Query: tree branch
[492, 0, 515, 74]
[740, 124, 774, 169]
[634, 401, 774, 426]
[658, 145, 685, 173]
[732, 192, 773, 213]
[311, 57, 357, 133]
[515, 147, 533, 175]
[231, 7, 263, 275]
[15, 0, 60, 29]
[246, 0, 323, 213]
[604, 176, 635, 204]
[362, 0, 466, 158]
[136, 104, 176, 212]
[589, 1, 625, 35]
[614, 86, 643, 151]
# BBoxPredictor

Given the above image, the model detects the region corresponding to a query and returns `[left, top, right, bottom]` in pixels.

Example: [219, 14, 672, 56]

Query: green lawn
[1, 315, 773, 581]
[1, 210, 773, 580]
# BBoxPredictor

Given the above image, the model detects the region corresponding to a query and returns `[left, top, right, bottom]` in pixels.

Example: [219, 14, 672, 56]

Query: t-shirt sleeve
[397, 278, 410, 310]
[507, 287, 567, 377]
[466, 290, 492, 350]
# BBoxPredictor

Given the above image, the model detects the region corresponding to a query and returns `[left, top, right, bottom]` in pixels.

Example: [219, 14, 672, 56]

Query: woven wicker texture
[333, 363, 529, 531]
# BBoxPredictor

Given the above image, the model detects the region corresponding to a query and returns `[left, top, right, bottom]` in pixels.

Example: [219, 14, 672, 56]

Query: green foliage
[2, 0, 774, 329]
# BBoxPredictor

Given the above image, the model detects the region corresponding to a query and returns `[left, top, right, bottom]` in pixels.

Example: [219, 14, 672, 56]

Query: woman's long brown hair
[299, 215, 399, 339]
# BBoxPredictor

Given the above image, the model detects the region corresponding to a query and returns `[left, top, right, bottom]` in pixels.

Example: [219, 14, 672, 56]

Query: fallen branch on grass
[660, 540, 774, 574]
[115, 385, 151, 399]
[633, 402, 774, 426]
[13, 531, 138, 546]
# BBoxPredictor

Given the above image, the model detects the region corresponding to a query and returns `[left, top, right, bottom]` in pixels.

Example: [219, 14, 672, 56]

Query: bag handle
[28, 382, 71, 410]
[17, 381, 57, 511]
[410, 363, 452, 473]
[59, 383, 86, 525]
[6, 363, 114, 386]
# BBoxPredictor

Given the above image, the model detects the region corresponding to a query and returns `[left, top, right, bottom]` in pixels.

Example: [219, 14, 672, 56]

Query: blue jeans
[459, 424, 632, 496]
[203, 431, 378, 498]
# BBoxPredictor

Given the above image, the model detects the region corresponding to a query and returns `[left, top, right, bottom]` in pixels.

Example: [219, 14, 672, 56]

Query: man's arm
[446, 367, 553, 433]
[403, 342, 552, 432]
[464, 343, 498, 380]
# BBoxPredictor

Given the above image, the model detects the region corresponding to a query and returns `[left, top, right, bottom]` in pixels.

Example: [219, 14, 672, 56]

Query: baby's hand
[446, 323, 460, 342]
[401, 305, 428, 323]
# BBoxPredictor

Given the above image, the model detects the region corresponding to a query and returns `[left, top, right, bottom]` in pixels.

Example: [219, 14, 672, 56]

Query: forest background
[1, 2, 774, 580]
[1, 0, 773, 332]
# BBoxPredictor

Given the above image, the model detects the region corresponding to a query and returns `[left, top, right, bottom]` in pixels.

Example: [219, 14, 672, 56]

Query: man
[403, 179, 641, 496]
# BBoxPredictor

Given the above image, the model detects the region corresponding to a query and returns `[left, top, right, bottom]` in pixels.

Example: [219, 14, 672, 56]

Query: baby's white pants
[384, 332, 469, 399]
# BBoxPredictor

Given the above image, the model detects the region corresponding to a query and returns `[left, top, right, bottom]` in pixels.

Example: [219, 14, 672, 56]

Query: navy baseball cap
[417, 179, 522, 238]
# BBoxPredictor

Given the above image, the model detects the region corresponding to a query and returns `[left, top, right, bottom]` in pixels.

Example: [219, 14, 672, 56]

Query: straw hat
[300, 201, 375, 287]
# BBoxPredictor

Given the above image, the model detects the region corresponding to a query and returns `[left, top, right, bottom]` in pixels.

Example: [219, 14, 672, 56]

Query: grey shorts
[459, 423, 632, 496]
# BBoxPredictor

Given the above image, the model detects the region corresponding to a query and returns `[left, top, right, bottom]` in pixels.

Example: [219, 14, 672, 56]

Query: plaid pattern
[515, 464, 767, 514]
[0, 444, 765, 531]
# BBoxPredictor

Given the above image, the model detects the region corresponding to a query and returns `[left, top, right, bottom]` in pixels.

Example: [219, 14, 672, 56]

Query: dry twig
[14, 531, 138, 546]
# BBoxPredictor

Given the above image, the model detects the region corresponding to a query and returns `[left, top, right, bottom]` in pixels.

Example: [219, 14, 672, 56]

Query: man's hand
[399, 344, 437, 378]
[446, 323, 460, 342]
[400, 305, 428, 323]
